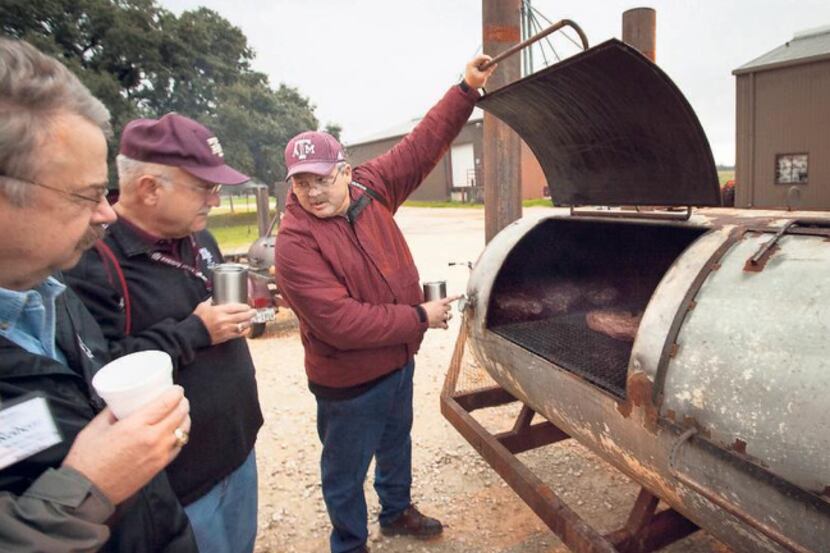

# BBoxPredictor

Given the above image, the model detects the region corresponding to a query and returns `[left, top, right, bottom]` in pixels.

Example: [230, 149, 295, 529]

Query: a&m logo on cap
[292, 139, 315, 160]
[207, 137, 224, 158]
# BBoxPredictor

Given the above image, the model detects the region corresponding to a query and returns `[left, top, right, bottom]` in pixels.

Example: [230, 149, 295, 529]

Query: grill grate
[492, 312, 631, 399]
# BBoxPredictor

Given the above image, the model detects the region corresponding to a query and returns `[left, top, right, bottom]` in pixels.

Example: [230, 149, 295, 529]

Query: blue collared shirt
[0, 276, 68, 365]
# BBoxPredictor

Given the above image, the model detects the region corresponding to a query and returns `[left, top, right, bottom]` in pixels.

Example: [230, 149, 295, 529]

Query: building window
[775, 153, 808, 184]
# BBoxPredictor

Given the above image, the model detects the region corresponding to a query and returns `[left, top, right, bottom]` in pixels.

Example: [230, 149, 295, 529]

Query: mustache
[78, 224, 108, 250]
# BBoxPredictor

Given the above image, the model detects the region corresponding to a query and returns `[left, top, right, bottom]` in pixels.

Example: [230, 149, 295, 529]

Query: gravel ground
[248, 206, 731, 553]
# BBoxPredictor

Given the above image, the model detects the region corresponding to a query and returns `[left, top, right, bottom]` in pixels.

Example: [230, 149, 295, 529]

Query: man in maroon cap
[275, 55, 496, 553]
[66, 113, 264, 553]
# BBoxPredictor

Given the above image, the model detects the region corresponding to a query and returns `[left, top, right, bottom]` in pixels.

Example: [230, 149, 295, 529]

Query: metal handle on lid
[478, 19, 589, 71]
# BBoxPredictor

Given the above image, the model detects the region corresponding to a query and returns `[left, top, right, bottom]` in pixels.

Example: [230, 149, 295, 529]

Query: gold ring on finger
[173, 427, 189, 447]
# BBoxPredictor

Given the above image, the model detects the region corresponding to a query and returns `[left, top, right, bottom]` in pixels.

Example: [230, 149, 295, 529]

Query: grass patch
[210, 224, 261, 251]
[523, 198, 553, 207]
[207, 210, 276, 252]
[209, 211, 262, 227]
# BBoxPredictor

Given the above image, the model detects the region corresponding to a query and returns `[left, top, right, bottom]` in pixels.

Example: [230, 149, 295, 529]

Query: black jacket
[65, 220, 263, 505]
[0, 280, 197, 552]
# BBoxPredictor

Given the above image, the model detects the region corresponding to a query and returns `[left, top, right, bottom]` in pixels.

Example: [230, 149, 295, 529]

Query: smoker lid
[477, 39, 721, 207]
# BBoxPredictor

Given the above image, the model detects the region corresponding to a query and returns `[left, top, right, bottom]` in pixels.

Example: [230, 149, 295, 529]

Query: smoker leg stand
[441, 321, 697, 552]
[441, 389, 619, 553]
[441, 390, 699, 553]
[606, 487, 699, 553]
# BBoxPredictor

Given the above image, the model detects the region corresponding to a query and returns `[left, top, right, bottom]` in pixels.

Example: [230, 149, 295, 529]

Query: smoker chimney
[622, 7, 656, 62]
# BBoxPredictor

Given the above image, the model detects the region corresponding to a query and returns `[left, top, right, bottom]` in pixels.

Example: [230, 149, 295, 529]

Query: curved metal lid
[477, 39, 720, 207]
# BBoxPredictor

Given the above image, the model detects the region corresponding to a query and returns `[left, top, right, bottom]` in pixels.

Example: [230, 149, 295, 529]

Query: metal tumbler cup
[422, 280, 447, 302]
[213, 263, 248, 304]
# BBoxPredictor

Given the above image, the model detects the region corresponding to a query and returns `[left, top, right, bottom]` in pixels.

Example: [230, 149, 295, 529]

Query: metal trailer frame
[440, 322, 700, 553]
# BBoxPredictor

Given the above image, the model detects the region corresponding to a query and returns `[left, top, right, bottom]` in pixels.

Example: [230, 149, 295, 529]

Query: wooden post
[483, 0, 523, 243]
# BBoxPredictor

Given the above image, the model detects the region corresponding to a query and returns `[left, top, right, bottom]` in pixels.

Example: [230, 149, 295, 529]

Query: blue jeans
[184, 449, 258, 553]
[317, 360, 415, 553]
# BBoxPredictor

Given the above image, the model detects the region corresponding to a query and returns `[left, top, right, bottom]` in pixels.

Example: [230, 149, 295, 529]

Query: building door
[451, 143, 476, 187]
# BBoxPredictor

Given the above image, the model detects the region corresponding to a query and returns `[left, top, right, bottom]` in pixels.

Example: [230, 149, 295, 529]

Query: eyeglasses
[180, 182, 222, 196]
[292, 166, 344, 194]
[1, 175, 108, 205]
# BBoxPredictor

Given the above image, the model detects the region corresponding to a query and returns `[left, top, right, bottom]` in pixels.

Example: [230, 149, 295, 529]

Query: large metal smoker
[441, 34, 830, 553]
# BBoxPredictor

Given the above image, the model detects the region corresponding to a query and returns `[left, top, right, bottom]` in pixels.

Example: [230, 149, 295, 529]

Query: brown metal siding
[738, 59, 830, 209]
[735, 74, 754, 207]
[345, 134, 452, 202]
[520, 140, 547, 200]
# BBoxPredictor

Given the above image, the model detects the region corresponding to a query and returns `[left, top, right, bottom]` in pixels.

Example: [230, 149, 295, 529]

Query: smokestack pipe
[622, 7, 656, 62]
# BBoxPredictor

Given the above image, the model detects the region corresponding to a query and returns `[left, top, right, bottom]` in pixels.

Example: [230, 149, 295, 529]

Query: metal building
[345, 109, 547, 202]
[734, 25, 830, 209]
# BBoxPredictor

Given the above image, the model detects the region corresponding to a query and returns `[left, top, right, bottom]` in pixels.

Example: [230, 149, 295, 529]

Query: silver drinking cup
[213, 263, 249, 304]
[422, 280, 447, 302]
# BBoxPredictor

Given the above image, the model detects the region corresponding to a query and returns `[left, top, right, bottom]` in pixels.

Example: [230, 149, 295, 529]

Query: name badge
[0, 394, 62, 471]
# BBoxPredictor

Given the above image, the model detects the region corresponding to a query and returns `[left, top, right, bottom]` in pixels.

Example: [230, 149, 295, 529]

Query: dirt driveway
[249, 207, 730, 553]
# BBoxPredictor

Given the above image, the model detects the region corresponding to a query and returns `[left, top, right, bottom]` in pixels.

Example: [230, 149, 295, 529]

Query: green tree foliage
[324, 123, 343, 142]
[1, 0, 324, 186]
[212, 75, 318, 184]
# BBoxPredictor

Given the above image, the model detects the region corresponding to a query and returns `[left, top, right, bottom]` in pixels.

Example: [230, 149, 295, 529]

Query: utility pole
[483, 0, 523, 243]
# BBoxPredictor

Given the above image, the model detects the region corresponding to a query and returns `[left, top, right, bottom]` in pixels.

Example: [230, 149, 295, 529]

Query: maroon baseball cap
[119, 113, 249, 185]
[284, 131, 345, 180]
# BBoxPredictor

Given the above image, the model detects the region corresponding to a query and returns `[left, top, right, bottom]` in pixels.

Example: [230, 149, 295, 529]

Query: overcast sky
[161, 0, 830, 165]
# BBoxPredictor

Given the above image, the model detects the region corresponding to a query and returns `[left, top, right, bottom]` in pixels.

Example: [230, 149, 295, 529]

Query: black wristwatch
[458, 79, 472, 93]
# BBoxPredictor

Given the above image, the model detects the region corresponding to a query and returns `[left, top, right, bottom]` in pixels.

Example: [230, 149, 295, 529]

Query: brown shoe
[380, 505, 443, 538]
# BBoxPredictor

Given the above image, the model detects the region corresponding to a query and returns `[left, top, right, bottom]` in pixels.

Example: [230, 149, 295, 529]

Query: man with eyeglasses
[65, 113, 264, 553]
[0, 38, 196, 552]
[275, 54, 496, 553]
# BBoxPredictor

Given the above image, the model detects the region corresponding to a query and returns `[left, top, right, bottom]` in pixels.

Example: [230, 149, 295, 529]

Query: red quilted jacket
[275, 84, 478, 387]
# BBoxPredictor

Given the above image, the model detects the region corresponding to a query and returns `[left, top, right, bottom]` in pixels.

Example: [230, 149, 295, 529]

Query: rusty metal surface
[606, 487, 699, 553]
[571, 206, 693, 221]
[479, 19, 589, 71]
[649, 228, 744, 404]
[442, 394, 621, 553]
[468, 314, 830, 553]
[629, 226, 735, 394]
[441, 318, 620, 553]
[463, 211, 830, 552]
[668, 429, 821, 553]
[660, 232, 830, 497]
[477, 39, 720, 208]
[441, 323, 697, 553]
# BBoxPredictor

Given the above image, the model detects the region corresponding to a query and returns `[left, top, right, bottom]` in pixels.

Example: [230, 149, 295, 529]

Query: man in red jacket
[275, 55, 495, 553]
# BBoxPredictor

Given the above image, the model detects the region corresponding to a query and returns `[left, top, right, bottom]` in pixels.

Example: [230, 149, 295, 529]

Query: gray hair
[0, 38, 111, 206]
[116, 154, 176, 190]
